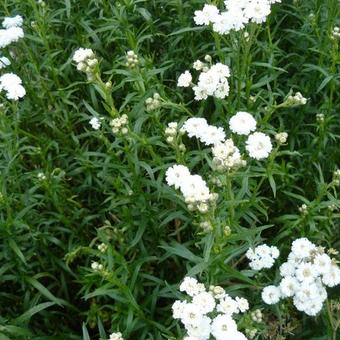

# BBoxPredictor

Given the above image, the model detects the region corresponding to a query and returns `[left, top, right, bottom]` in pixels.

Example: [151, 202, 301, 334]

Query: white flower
[179, 277, 205, 297]
[194, 4, 219, 25]
[180, 174, 209, 199]
[192, 291, 216, 314]
[244, 0, 271, 24]
[246, 244, 279, 270]
[109, 332, 124, 340]
[235, 297, 249, 312]
[246, 132, 272, 160]
[0, 56, 11, 69]
[0, 73, 26, 100]
[177, 70, 192, 87]
[279, 262, 296, 277]
[172, 300, 187, 319]
[303, 298, 324, 316]
[199, 125, 226, 146]
[229, 111, 257, 135]
[0, 26, 24, 48]
[261, 285, 281, 304]
[181, 303, 204, 327]
[183, 117, 208, 138]
[291, 238, 316, 259]
[193, 60, 204, 71]
[165, 165, 190, 189]
[197, 64, 230, 99]
[296, 262, 317, 283]
[89, 117, 101, 130]
[2, 15, 23, 28]
[313, 254, 331, 275]
[279, 276, 299, 297]
[211, 314, 238, 339]
[322, 265, 340, 287]
[72, 48, 94, 63]
[185, 315, 211, 340]
[295, 281, 319, 301]
[216, 295, 238, 316]
[183, 118, 226, 146]
[196, 0, 278, 35]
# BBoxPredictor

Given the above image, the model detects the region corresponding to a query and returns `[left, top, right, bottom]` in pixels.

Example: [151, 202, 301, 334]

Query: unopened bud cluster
[110, 114, 129, 134]
[145, 93, 161, 112]
[91, 261, 103, 271]
[72, 48, 98, 79]
[332, 169, 340, 186]
[97, 243, 108, 253]
[212, 139, 246, 172]
[316, 113, 325, 123]
[126, 50, 139, 68]
[250, 309, 263, 322]
[286, 91, 307, 106]
[298, 203, 308, 215]
[37, 172, 46, 181]
[166, 164, 218, 214]
[275, 132, 288, 144]
[331, 26, 340, 40]
[245, 329, 257, 339]
[200, 221, 213, 232]
[164, 122, 186, 151]
[192, 55, 213, 71]
[328, 204, 337, 212]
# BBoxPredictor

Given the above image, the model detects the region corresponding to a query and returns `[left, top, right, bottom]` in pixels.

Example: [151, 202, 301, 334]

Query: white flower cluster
[262, 238, 340, 316]
[110, 114, 128, 134]
[0, 56, 10, 69]
[72, 48, 98, 78]
[285, 91, 307, 106]
[109, 332, 124, 340]
[228, 111, 273, 160]
[228, 112, 273, 159]
[212, 139, 245, 171]
[145, 93, 161, 112]
[173, 277, 249, 340]
[182, 113, 273, 164]
[126, 50, 139, 68]
[166, 165, 217, 213]
[182, 117, 226, 146]
[0, 15, 24, 48]
[246, 244, 280, 270]
[0, 73, 26, 100]
[177, 62, 230, 100]
[0, 16, 25, 100]
[194, 1, 281, 35]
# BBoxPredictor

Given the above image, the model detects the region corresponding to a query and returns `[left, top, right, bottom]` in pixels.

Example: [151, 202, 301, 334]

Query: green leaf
[15, 302, 56, 324]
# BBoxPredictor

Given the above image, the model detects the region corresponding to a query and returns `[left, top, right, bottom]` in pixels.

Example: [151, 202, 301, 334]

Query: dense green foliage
[0, 0, 339, 339]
